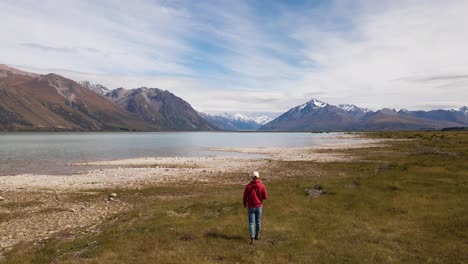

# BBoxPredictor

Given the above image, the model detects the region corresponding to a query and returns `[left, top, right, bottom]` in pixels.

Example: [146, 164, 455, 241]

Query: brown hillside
[0, 65, 154, 131]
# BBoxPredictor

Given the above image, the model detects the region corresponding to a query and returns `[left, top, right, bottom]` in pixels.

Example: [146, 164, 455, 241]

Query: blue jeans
[247, 207, 262, 238]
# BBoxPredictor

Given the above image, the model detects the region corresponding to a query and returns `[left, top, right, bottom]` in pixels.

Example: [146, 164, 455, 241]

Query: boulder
[305, 185, 324, 198]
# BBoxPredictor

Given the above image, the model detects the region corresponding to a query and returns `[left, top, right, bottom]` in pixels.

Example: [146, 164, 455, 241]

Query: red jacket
[243, 179, 268, 208]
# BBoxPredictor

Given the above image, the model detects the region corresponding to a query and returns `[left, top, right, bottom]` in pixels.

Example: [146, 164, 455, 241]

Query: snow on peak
[460, 106, 468, 115]
[80, 81, 109, 95]
[338, 104, 357, 112]
[251, 115, 273, 125]
[299, 99, 327, 111]
[338, 104, 371, 113]
[221, 113, 272, 125]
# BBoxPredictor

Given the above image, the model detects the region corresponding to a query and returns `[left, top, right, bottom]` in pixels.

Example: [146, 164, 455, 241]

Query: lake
[0, 132, 361, 175]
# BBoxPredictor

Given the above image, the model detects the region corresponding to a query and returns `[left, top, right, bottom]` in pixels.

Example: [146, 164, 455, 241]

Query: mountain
[0, 65, 153, 131]
[260, 99, 355, 131]
[104, 87, 217, 131]
[79, 81, 110, 96]
[201, 113, 272, 131]
[260, 99, 468, 131]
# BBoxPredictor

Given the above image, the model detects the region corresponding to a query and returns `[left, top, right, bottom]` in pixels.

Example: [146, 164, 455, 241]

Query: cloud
[291, 0, 468, 110]
[19, 43, 105, 55]
[400, 74, 468, 82]
[20, 43, 77, 53]
[1, 0, 467, 113]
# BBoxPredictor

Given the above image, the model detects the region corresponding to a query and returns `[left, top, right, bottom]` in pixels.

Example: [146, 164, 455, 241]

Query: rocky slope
[104, 87, 217, 131]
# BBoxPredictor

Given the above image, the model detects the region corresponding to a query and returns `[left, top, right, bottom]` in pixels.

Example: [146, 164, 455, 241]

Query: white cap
[251, 171, 260, 178]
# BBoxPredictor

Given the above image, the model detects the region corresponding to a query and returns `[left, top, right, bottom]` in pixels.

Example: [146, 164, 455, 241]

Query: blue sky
[1, 0, 467, 113]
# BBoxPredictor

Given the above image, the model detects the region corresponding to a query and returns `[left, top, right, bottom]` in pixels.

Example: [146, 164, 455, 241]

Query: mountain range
[0, 65, 214, 131]
[260, 99, 468, 131]
[0, 65, 466, 132]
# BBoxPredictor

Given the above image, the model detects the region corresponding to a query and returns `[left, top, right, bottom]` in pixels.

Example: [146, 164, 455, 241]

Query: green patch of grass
[3, 132, 468, 263]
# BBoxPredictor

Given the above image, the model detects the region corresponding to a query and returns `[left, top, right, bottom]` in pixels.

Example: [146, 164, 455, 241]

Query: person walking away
[243, 171, 268, 244]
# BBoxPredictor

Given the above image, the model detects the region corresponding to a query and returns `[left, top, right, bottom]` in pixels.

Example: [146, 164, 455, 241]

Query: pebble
[0, 196, 4, 201]
[109, 193, 117, 198]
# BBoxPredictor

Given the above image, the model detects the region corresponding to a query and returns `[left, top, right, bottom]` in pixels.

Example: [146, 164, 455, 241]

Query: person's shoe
[250, 238, 254, 244]
[254, 234, 260, 240]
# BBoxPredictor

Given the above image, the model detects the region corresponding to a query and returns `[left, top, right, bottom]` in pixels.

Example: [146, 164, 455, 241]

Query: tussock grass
[3, 132, 468, 263]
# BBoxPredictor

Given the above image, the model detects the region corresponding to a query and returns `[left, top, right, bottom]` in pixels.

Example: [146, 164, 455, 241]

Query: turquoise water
[0, 132, 358, 175]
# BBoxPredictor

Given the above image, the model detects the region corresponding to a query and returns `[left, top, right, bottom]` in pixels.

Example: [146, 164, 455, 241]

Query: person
[243, 171, 268, 244]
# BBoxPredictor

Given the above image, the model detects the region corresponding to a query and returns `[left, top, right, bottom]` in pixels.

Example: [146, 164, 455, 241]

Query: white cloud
[1, 0, 467, 113]
[293, 0, 468, 110]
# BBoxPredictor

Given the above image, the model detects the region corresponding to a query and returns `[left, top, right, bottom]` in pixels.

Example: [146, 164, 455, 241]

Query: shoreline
[0, 136, 388, 254]
[0, 140, 384, 190]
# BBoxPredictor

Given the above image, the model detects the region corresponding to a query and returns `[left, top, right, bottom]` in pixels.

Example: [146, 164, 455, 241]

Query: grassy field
[3, 132, 468, 263]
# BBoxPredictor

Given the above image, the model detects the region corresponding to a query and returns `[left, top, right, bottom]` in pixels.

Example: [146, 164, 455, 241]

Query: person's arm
[243, 186, 248, 208]
[262, 185, 268, 200]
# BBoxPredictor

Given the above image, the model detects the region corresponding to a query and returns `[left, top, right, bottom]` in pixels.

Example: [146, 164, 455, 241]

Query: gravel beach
[0, 136, 387, 255]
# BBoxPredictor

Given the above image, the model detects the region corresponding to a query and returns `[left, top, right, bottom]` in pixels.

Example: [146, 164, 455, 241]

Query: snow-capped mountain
[250, 115, 273, 125]
[80, 81, 110, 96]
[222, 113, 272, 125]
[201, 113, 273, 131]
[260, 99, 468, 131]
[299, 99, 328, 111]
[338, 104, 370, 113]
[260, 99, 355, 131]
[459, 106, 468, 116]
[338, 104, 371, 118]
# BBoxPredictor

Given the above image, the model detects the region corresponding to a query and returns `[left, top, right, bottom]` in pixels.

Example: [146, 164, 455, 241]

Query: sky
[1, 0, 467, 114]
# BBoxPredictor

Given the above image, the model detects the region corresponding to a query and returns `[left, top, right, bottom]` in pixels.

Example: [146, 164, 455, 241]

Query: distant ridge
[441, 127, 468, 131]
[260, 99, 468, 131]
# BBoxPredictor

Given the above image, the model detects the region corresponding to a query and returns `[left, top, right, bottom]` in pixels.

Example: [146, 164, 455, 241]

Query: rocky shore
[0, 137, 386, 257]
